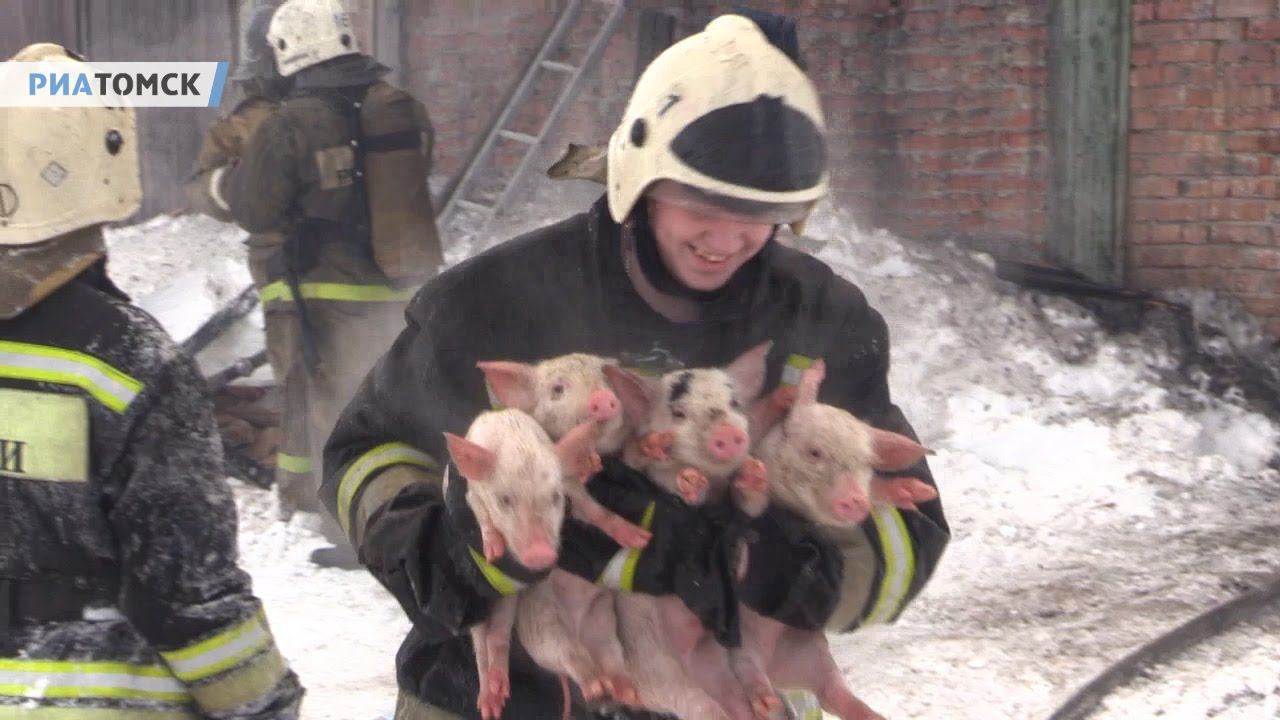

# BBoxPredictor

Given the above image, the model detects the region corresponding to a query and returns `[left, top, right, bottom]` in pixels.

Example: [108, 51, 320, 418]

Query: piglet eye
[807, 447, 823, 460]
[499, 494, 514, 509]
[551, 384, 565, 399]
[730, 398, 742, 411]
[671, 408, 687, 420]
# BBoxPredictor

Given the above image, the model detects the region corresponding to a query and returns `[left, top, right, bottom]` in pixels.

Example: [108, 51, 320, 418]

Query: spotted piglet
[600, 343, 776, 720]
[604, 342, 772, 513]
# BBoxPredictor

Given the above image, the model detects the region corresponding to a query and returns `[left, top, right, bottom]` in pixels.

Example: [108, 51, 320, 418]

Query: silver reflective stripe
[0, 342, 142, 414]
[597, 547, 630, 591]
[208, 166, 230, 212]
[337, 442, 437, 536]
[162, 618, 270, 682]
[863, 507, 914, 625]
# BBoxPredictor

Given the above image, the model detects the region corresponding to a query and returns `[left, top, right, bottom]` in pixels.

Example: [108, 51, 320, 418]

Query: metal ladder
[438, 0, 627, 253]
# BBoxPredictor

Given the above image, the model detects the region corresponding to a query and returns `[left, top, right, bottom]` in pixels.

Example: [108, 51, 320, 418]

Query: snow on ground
[105, 198, 1280, 720]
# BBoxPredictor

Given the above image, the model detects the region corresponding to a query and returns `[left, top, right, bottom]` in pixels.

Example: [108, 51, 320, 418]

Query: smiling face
[646, 187, 776, 292]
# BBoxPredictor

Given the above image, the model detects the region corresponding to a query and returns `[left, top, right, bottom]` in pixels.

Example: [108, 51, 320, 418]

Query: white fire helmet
[266, 0, 362, 77]
[0, 43, 141, 247]
[606, 15, 829, 230]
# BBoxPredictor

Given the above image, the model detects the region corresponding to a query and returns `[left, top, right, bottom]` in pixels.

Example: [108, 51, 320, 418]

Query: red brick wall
[401, 0, 1279, 336]
[404, 1, 1049, 255]
[1128, 0, 1280, 337]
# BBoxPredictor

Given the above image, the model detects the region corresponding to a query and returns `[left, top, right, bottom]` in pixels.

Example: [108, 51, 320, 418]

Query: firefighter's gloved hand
[557, 457, 748, 647]
[443, 463, 555, 596]
[738, 503, 844, 631]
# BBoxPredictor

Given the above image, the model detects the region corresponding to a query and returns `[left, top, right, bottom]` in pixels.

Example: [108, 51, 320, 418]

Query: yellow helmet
[0, 43, 141, 247]
[606, 15, 829, 227]
[267, 0, 362, 77]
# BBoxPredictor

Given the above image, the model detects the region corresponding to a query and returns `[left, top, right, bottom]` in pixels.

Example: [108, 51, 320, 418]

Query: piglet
[444, 410, 600, 719]
[604, 342, 772, 511]
[602, 343, 776, 720]
[478, 353, 653, 550]
[476, 354, 651, 709]
[736, 359, 935, 720]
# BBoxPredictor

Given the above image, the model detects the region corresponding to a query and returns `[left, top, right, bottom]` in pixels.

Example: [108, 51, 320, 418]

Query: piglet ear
[476, 361, 539, 411]
[870, 428, 928, 472]
[603, 365, 655, 428]
[794, 358, 826, 407]
[444, 432, 496, 481]
[555, 421, 601, 480]
[725, 341, 772, 402]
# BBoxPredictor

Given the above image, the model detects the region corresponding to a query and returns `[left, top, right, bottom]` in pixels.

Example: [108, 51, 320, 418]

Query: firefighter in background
[217, 0, 445, 568]
[186, 0, 289, 221]
[0, 43, 303, 719]
[185, 0, 307, 509]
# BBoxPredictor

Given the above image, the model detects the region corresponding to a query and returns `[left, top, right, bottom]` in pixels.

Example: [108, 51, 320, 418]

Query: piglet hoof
[676, 467, 709, 504]
[732, 459, 770, 517]
[581, 676, 608, 702]
[480, 523, 507, 562]
[603, 674, 639, 706]
[749, 687, 783, 720]
[477, 667, 509, 720]
[734, 457, 768, 493]
[769, 384, 799, 412]
[872, 475, 938, 512]
[602, 515, 652, 549]
[576, 452, 604, 482]
[640, 431, 675, 461]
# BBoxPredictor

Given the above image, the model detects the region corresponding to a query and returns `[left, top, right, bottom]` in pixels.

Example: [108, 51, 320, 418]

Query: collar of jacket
[0, 226, 111, 320]
[293, 54, 390, 89]
[593, 196, 775, 323]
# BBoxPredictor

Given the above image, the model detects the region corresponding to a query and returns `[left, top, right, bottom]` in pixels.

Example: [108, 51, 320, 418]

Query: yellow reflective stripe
[185, 644, 288, 714]
[779, 688, 833, 720]
[276, 452, 312, 475]
[259, 280, 415, 305]
[0, 707, 198, 719]
[781, 354, 814, 386]
[468, 547, 526, 596]
[159, 611, 273, 683]
[862, 507, 915, 625]
[0, 341, 143, 414]
[337, 442, 437, 536]
[0, 659, 188, 703]
[596, 502, 656, 591]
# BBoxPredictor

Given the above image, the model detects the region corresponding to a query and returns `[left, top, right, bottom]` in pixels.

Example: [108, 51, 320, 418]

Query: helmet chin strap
[629, 199, 777, 303]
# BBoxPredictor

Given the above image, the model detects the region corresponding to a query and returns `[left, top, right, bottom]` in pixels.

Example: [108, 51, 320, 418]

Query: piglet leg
[479, 522, 507, 563]
[676, 467, 710, 504]
[566, 482, 651, 549]
[623, 431, 674, 470]
[731, 457, 769, 518]
[573, 582, 639, 705]
[616, 594, 735, 720]
[747, 384, 798, 441]
[871, 474, 938, 512]
[767, 624, 884, 720]
[517, 577, 613, 704]
[472, 595, 517, 720]
[729, 645, 782, 720]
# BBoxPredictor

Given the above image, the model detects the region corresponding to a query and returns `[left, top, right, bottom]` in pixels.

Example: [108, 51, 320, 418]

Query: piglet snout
[517, 527, 558, 570]
[588, 389, 620, 422]
[832, 488, 871, 523]
[707, 423, 748, 462]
